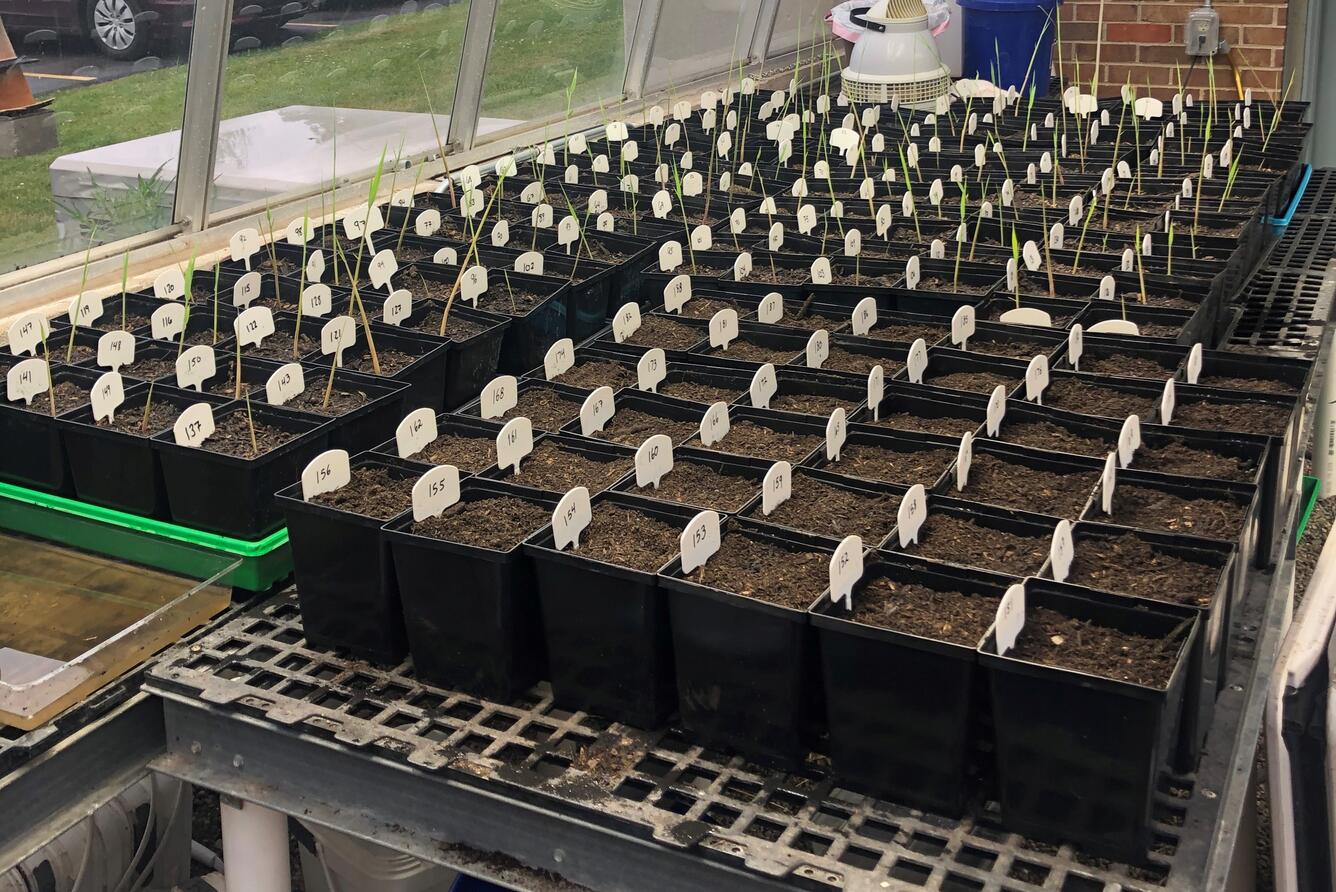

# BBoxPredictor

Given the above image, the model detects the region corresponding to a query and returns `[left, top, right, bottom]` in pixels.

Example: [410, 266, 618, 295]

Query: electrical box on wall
[1185, 6, 1222, 56]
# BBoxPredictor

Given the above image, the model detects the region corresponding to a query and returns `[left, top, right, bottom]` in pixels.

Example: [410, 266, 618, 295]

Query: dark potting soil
[1078, 352, 1177, 379]
[556, 361, 637, 391]
[659, 379, 742, 405]
[674, 297, 747, 320]
[821, 347, 900, 377]
[254, 254, 302, 277]
[1170, 399, 1291, 437]
[100, 398, 180, 436]
[768, 391, 856, 417]
[243, 331, 320, 361]
[91, 311, 151, 332]
[917, 275, 992, 295]
[172, 327, 231, 349]
[418, 433, 496, 471]
[835, 443, 956, 486]
[639, 459, 759, 512]
[1120, 291, 1197, 310]
[312, 466, 414, 519]
[283, 383, 370, 417]
[123, 356, 179, 382]
[874, 410, 979, 438]
[493, 387, 582, 431]
[1125, 321, 1183, 339]
[709, 338, 802, 365]
[509, 440, 631, 493]
[59, 342, 98, 365]
[198, 411, 295, 459]
[1007, 606, 1181, 689]
[864, 321, 949, 345]
[707, 421, 823, 463]
[1136, 439, 1258, 482]
[687, 532, 828, 610]
[574, 504, 680, 573]
[410, 495, 550, 551]
[774, 311, 849, 332]
[622, 316, 705, 351]
[1000, 420, 1114, 457]
[402, 307, 491, 342]
[851, 578, 1000, 648]
[1067, 532, 1219, 608]
[729, 264, 811, 285]
[1198, 374, 1300, 396]
[1043, 378, 1156, 418]
[343, 349, 419, 377]
[969, 337, 1051, 361]
[1108, 484, 1246, 540]
[593, 409, 698, 446]
[905, 513, 1049, 576]
[963, 453, 1098, 517]
[474, 287, 551, 316]
[926, 369, 1020, 394]
[576, 242, 632, 263]
[748, 474, 900, 541]
[14, 381, 88, 415]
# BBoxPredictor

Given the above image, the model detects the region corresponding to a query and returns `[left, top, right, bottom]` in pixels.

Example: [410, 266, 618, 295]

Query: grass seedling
[177, 255, 195, 362]
[294, 212, 311, 358]
[65, 229, 98, 362]
[1010, 228, 1021, 307]
[438, 168, 510, 338]
[418, 66, 456, 209]
[1219, 147, 1243, 211]
[263, 205, 282, 304]
[1134, 225, 1148, 305]
[1074, 190, 1097, 270]
[562, 70, 579, 167]
[1039, 206, 1055, 297]
[118, 252, 130, 330]
[1191, 121, 1211, 256]
[343, 147, 390, 376]
[1262, 70, 1296, 153]
[140, 379, 155, 432]
[670, 162, 696, 272]
[897, 145, 920, 240]
[244, 390, 258, 457]
[39, 330, 56, 417]
[1167, 221, 1175, 277]
[953, 182, 966, 289]
[210, 264, 221, 345]
[395, 164, 424, 254]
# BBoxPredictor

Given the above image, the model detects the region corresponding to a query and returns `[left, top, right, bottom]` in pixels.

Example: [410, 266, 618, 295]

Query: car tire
[87, 0, 151, 60]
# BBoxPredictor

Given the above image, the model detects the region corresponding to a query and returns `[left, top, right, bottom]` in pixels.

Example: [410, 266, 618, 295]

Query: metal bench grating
[1227, 267, 1333, 354]
[1291, 167, 1336, 219]
[1266, 216, 1336, 273]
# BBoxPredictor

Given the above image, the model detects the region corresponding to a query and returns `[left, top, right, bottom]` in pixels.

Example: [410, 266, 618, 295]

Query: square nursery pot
[647, 362, 750, 408]
[440, 305, 510, 411]
[955, 320, 1067, 363]
[525, 491, 701, 728]
[733, 366, 869, 420]
[284, 357, 410, 454]
[687, 322, 810, 372]
[1039, 369, 1165, 421]
[795, 333, 907, 382]
[659, 519, 835, 766]
[894, 347, 1028, 398]
[478, 243, 616, 343]
[454, 377, 585, 434]
[977, 295, 1091, 330]
[883, 494, 1059, 576]
[478, 431, 635, 498]
[979, 579, 1198, 863]
[806, 424, 959, 489]
[608, 445, 769, 514]
[1050, 332, 1186, 381]
[810, 553, 1014, 814]
[866, 382, 987, 440]
[277, 454, 424, 664]
[384, 478, 557, 701]
[1190, 348, 1311, 399]
[808, 266, 980, 318]
[333, 324, 450, 413]
[152, 401, 331, 538]
[49, 292, 171, 338]
[1040, 520, 1237, 772]
[991, 399, 1120, 460]
[62, 384, 230, 518]
[369, 412, 501, 475]
[715, 251, 822, 300]
[545, 230, 655, 315]
[685, 404, 829, 466]
[585, 312, 709, 359]
[739, 465, 906, 544]
[938, 439, 1106, 521]
[520, 344, 639, 394]
[1074, 302, 1196, 345]
[880, 257, 1007, 305]
[0, 363, 102, 494]
[559, 389, 707, 449]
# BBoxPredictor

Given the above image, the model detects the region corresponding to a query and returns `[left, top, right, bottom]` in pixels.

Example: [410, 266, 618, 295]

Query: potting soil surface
[865, 322, 949, 345]
[836, 443, 956, 485]
[963, 453, 1098, 517]
[1120, 291, 1197, 310]
[768, 391, 857, 417]
[710, 339, 802, 365]
[402, 308, 493, 342]
[61, 343, 98, 365]
[473, 287, 551, 315]
[875, 410, 979, 438]
[746, 474, 900, 542]
[916, 276, 993, 295]
[100, 397, 182, 435]
[926, 369, 1020, 394]
[621, 316, 705, 351]
[124, 357, 179, 383]
[592, 409, 698, 446]
[1108, 484, 1246, 540]
[851, 577, 1000, 647]
[283, 384, 371, 417]
[706, 421, 823, 463]
[556, 361, 638, 390]
[1198, 375, 1299, 395]
[198, 411, 295, 458]
[1006, 606, 1181, 688]
[15, 381, 88, 415]
[687, 532, 828, 610]
[772, 311, 848, 332]
[508, 440, 631, 493]
[571, 504, 681, 573]
[311, 466, 414, 519]
[91, 311, 151, 332]
[1135, 439, 1259, 482]
[489, 387, 582, 431]
[243, 331, 320, 361]
[342, 349, 419, 377]
[410, 495, 550, 550]
[673, 297, 749, 320]
[418, 433, 496, 471]
[1170, 399, 1292, 436]
[1067, 532, 1219, 607]
[728, 265, 810, 285]
[1043, 378, 1156, 418]
[821, 347, 899, 376]
[632, 459, 759, 512]
[659, 379, 742, 405]
[968, 337, 1052, 361]
[1077, 352, 1177, 379]
[904, 513, 1050, 576]
[999, 420, 1114, 456]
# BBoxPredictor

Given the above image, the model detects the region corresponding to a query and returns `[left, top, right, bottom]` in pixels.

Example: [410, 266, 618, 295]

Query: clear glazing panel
[769, 0, 829, 57]
[644, 0, 761, 92]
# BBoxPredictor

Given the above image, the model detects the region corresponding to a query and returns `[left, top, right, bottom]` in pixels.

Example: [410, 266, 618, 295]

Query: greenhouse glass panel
[768, 0, 828, 57]
[644, 0, 761, 92]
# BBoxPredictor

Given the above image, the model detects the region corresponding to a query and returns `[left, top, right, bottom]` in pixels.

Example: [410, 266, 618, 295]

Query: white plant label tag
[730, 208, 747, 235]
[1186, 343, 1203, 384]
[230, 271, 262, 308]
[896, 483, 927, 547]
[514, 250, 545, 277]
[229, 228, 260, 267]
[663, 274, 692, 314]
[1047, 518, 1075, 582]
[956, 430, 973, 491]
[1026, 163, 1037, 185]
[97, 330, 134, 370]
[867, 365, 884, 421]
[90, 370, 124, 423]
[634, 347, 665, 393]
[521, 182, 544, 204]
[433, 246, 458, 266]
[1161, 378, 1176, 425]
[1118, 414, 1141, 467]
[797, 204, 817, 234]
[806, 329, 829, 369]
[876, 205, 893, 238]
[543, 338, 574, 381]
[1050, 223, 1064, 250]
[412, 464, 461, 521]
[552, 486, 592, 551]
[651, 190, 672, 219]
[1022, 240, 1042, 271]
[1097, 275, 1117, 301]
[491, 219, 511, 247]
[852, 297, 877, 336]
[301, 283, 333, 318]
[951, 305, 975, 349]
[265, 362, 305, 406]
[6, 358, 48, 404]
[532, 204, 554, 229]
[567, 133, 588, 156]
[234, 305, 274, 348]
[682, 172, 703, 197]
[364, 249, 397, 290]
[1101, 452, 1117, 513]
[612, 302, 640, 343]
[635, 434, 673, 488]
[1121, 249, 1135, 272]
[318, 315, 355, 365]
[826, 407, 847, 461]
[597, 212, 616, 233]
[1025, 355, 1049, 403]
[699, 401, 730, 447]
[985, 384, 1006, 436]
[709, 309, 739, 350]
[460, 266, 488, 305]
[580, 385, 615, 436]
[497, 416, 533, 474]
[1006, 259, 1018, 292]
[906, 338, 928, 384]
[1087, 319, 1139, 336]
[733, 252, 753, 281]
[905, 255, 921, 290]
[383, 289, 412, 327]
[151, 303, 185, 341]
[811, 257, 833, 286]
[480, 374, 518, 420]
[930, 239, 946, 260]
[749, 363, 777, 409]
[1066, 324, 1084, 370]
[829, 535, 863, 610]
[286, 216, 314, 245]
[994, 583, 1026, 655]
[761, 460, 791, 515]
[8, 313, 50, 356]
[757, 292, 783, 325]
[929, 179, 944, 207]
[300, 448, 349, 500]
[174, 402, 215, 448]
[658, 241, 683, 273]
[768, 222, 785, 252]
[396, 407, 436, 459]
[69, 292, 103, 326]
[175, 344, 216, 391]
[558, 215, 580, 248]
[153, 267, 186, 301]
[680, 509, 721, 574]
[691, 225, 712, 252]
[563, 166, 579, 185]
[415, 210, 442, 238]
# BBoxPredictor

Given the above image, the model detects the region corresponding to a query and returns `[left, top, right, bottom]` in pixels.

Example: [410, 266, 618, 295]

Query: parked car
[0, 0, 315, 59]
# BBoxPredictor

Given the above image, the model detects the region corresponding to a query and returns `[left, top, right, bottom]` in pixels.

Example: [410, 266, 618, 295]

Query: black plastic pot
[62, 384, 229, 518]
[153, 401, 330, 538]
[685, 404, 828, 464]
[992, 399, 1119, 459]
[434, 305, 510, 411]
[453, 377, 585, 433]
[48, 292, 172, 337]
[867, 381, 988, 438]
[478, 244, 616, 343]
[960, 320, 1068, 362]
[1190, 348, 1311, 398]
[894, 346, 1028, 398]
[384, 478, 557, 701]
[811, 553, 1013, 814]
[519, 344, 639, 393]
[733, 365, 869, 419]
[1041, 368, 1165, 420]
[1050, 331, 1187, 379]
[607, 444, 769, 513]
[784, 333, 907, 382]
[478, 431, 635, 496]
[805, 424, 959, 488]
[1075, 302, 1196, 345]
[649, 362, 751, 406]
[685, 322, 810, 372]
[884, 493, 1059, 573]
[558, 389, 706, 447]
[659, 519, 834, 766]
[939, 438, 1106, 519]
[279, 358, 409, 454]
[551, 230, 656, 313]
[368, 411, 500, 473]
[980, 579, 1197, 862]
[277, 454, 423, 663]
[739, 465, 905, 543]
[526, 491, 699, 727]
[333, 324, 450, 412]
[0, 364, 101, 494]
[977, 295, 1090, 329]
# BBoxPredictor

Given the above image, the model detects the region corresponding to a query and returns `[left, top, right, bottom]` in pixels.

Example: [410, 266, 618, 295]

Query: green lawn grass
[0, 0, 625, 269]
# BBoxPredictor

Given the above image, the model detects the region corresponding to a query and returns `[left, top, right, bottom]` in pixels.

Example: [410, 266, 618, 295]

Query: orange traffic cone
[0, 20, 49, 114]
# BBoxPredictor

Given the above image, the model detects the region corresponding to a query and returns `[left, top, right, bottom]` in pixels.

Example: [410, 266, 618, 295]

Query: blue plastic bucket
[957, 0, 1060, 95]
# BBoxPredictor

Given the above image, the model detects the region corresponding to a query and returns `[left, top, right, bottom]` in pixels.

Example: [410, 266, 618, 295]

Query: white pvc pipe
[220, 801, 291, 892]
[1312, 300, 1336, 498]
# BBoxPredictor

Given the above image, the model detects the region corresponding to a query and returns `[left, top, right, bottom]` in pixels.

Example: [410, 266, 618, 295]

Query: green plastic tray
[1297, 475, 1321, 543]
[0, 481, 291, 592]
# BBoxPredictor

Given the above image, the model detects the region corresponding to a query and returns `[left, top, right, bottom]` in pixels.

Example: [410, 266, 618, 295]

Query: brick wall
[1056, 0, 1289, 98]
